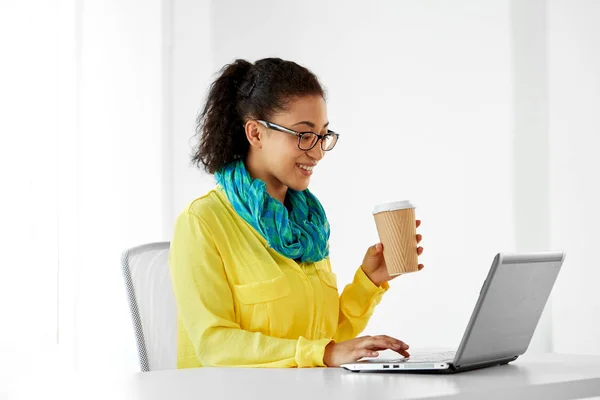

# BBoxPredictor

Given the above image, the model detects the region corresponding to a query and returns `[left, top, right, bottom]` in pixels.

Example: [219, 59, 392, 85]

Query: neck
[244, 153, 287, 204]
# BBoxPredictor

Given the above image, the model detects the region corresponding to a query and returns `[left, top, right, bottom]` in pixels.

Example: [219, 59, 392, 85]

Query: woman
[169, 58, 424, 368]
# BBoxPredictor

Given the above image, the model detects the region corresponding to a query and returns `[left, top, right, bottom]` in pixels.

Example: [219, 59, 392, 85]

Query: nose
[306, 142, 325, 161]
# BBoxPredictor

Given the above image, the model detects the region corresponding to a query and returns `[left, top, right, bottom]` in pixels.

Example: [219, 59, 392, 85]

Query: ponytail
[193, 59, 252, 174]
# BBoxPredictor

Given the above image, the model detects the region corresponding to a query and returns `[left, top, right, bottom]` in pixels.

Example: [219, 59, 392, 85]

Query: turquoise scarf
[215, 160, 330, 263]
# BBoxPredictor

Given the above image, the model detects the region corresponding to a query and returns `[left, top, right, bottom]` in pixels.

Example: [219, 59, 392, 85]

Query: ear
[245, 120, 264, 149]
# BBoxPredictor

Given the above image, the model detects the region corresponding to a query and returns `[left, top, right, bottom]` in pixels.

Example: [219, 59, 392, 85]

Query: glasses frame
[256, 120, 340, 151]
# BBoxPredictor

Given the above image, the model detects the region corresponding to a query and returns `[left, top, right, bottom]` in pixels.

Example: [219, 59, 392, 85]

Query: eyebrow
[292, 120, 330, 129]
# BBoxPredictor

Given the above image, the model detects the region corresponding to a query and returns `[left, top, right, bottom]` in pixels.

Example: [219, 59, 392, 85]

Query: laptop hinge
[454, 355, 519, 371]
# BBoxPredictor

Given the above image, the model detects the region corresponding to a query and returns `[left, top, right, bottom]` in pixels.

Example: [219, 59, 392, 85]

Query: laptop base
[342, 355, 518, 374]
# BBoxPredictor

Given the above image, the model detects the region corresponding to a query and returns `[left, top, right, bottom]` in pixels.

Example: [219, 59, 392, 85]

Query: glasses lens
[321, 134, 338, 151]
[298, 133, 319, 150]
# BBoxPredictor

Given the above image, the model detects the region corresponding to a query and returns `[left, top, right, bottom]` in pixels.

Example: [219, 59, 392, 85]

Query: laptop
[341, 251, 565, 374]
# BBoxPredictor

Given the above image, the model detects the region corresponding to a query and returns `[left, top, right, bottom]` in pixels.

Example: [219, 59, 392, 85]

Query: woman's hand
[323, 335, 410, 367]
[361, 220, 424, 287]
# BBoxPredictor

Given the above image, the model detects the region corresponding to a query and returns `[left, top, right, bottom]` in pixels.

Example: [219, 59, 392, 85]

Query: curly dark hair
[192, 58, 325, 174]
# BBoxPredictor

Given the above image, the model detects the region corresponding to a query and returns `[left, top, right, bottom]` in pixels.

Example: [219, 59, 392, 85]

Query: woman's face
[259, 95, 329, 192]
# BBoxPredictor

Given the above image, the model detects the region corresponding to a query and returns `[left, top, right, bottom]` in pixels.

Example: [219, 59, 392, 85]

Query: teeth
[297, 164, 314, 171]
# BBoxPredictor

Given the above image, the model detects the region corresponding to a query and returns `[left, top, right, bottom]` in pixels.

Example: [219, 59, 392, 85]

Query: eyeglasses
[256, 120, 340, 151]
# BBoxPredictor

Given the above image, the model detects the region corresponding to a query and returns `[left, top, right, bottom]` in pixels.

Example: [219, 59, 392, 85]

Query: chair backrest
[121, 242, 177, 371]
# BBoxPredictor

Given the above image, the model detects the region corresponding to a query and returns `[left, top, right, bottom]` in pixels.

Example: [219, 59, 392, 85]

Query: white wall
[0, 0, 61, 358]
[73, 0, 169, 370]
[2, 0, 176, 372]
[510, 0, 553, 353]
[171, 0, 518, 351]
[169, 0, 214, 225]
[548, 0, 600, 355]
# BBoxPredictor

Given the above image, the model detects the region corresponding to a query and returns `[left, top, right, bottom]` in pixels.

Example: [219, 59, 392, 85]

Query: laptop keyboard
[405, 350, 457, 362]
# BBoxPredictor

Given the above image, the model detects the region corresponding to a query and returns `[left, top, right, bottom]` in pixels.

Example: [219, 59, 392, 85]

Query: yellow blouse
[169, 186, 388, 368]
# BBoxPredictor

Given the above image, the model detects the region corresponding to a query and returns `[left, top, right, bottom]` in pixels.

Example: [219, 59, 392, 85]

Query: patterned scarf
[215, 160, 330, 263]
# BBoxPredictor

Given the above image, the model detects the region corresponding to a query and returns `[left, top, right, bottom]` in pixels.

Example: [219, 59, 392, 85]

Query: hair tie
[244, 74, 259, 98]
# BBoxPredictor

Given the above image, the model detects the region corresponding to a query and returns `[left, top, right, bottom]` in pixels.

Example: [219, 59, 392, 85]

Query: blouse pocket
[233, 275, 291, 335]
[234, 275, 291, 304]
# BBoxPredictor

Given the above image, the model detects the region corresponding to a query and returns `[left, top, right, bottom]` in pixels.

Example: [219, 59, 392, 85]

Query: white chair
[121, 242, 177, 371]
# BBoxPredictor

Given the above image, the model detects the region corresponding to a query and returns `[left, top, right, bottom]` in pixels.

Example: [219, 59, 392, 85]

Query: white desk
[4, 354, 600, 400]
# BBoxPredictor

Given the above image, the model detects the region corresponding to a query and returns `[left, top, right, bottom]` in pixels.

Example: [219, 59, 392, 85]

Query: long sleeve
[169, 210, 331, 368]
[333, 267, 389, 343]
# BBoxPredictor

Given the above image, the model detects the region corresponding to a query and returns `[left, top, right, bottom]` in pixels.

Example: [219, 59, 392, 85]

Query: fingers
[416, 234, 422, 244]
[361, 335, 409, 353]
[416, 219, 421, 228]
[418, 264, 424, 271]
[417, 246, 424, 255]
[368, 243, 383, 255]
[362, 345, 411, 358]
[349, 336, 412, 363]
[357, 349, 379, 359]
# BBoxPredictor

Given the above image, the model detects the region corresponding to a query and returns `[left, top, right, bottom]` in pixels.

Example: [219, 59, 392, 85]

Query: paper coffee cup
[372, 201, 418, 276]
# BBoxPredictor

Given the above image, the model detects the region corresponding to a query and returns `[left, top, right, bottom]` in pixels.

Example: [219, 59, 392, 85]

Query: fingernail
[372, 352, 379, 357]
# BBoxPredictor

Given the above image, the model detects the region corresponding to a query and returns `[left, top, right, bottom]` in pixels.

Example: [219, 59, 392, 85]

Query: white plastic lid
[372, 200, 415, 214]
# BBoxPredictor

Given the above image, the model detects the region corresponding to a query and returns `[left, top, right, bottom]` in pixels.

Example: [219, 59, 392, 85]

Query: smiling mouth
[296, 163, 314, 172]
